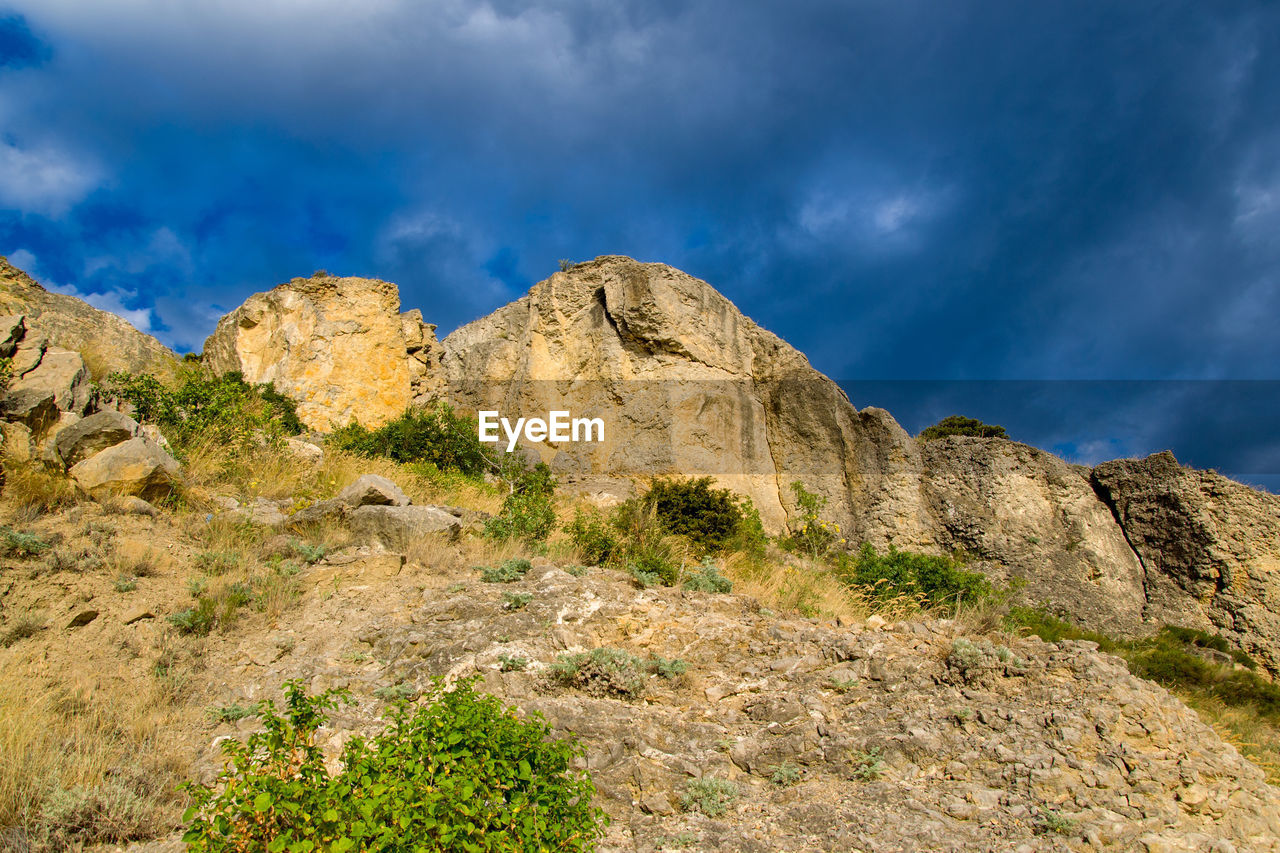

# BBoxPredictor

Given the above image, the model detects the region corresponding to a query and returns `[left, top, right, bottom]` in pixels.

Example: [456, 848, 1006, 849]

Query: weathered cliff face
[919, 437, 1150, 636]
[0, 257, 178, 381]
[1092, 451, 1280, 673]
[202, 274, 443, 430]
[441, 256, 934, 537]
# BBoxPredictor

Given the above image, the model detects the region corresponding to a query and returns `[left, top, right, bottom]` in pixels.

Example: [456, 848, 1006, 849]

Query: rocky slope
[3, 491, 1278, 852]
[203, 273, 443, 430]
[0, 257, 178, 381]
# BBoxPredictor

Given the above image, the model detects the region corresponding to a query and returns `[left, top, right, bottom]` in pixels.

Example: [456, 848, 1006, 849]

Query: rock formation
[0, 256, 178, 381]
[194, 255, 1280, 663]
[202, 273, 443, 430]
[1093, 451, 1280, 672]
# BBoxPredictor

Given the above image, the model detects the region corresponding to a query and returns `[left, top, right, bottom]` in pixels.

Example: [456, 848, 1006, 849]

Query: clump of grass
[1, 615, 45, 647]
[681, 777, 738, 817]
[194, 550, 240, 576]
[1034, 810, 1077, 836]
[113, 575, 138, 592]
[0, 525, 50, 557]
[2, 463, 81, 514]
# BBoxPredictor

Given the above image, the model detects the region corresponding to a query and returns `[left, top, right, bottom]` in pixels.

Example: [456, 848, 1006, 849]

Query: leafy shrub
[168, 598, 217, 636]
[627, 550, 679, 588]
[918, 414, 1008, 441]
[484, 463, 557, 543]
[503, 592, 533, 610]
[681, 777, 738, 817]
[565, 507, 619, 565]
[784, 481, 838, 560]
[103, 368, 302, 450]
[641, 477, 764, 556]
[481, 557, 533, 583]
[549, 648, 647, 699]
[181, 677, 606, 852]
[681, 557, 733, 593]
[835, 543, 990, 608]
[0, 526, 50, 557]
[851, 747, 886, 781]
[330, 403, 494, 477]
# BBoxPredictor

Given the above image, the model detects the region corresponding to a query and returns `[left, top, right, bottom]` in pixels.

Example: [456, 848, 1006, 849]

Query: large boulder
[52, 410, 140, 468]
[202, 273, 443, 430]
[69, 436, 182, 501]
[1092, 451, 1280, 674]
[338, 474, 410, 507]
[0, 314, 24, 358]
[348, 505, 461, 550]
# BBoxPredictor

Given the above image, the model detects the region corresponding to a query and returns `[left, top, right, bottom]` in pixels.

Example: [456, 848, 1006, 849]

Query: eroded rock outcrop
[1092, 451, 1280, 672]
[0, 257, 178, 381]
[202, 273, 443, 430]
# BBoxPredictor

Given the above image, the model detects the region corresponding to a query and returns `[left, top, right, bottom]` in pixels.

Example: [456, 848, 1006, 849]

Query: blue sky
[0, 2, 1276, 485]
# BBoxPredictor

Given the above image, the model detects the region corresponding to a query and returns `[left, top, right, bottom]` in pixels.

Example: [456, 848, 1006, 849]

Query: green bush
[181, 677, 607, 852]
[565, 508, 619, 565]
[481, 557, 533, 583]
[918, 415, 1008, 441]
[784, 481, 838, 560]
[330, 403, 495, 477]
[103, 368, 302, 450]
[640, 477, 764, 556]
[681, 777, 738, 817]
[681, 557, 733, 593]
[484, 464, 557, 544]
[835, 544, 990, 608]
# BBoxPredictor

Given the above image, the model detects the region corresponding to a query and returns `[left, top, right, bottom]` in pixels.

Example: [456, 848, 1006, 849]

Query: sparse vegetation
[481, 556, 532, 583]
[1, 615, 45, 647]
[851, 746, 886, 781]
[681, 777, 738, 817]
[835, 543, 991, 609]
[0, 526, 49, 557]
[205, 702, 257, 724]
[771, 761, 802, 787]
[550, 647, 647, 699]
[498, 653, 529, 672]
[181, 678, 606, 852]
[503, 591, 533, 610]
[918, 414, 1008, 441]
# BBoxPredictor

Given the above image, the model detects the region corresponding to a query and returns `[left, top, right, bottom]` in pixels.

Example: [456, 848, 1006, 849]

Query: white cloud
[0, 141, 99, 217]
[84, 227, 193, 277]
[47, 280, 156, 334]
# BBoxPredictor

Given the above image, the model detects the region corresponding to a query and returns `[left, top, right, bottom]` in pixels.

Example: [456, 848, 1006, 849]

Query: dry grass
[177, 435, 502, 516]
[1, 462, 81, 516]
[1184, 695, 1280, 785]
[0, 679, 183, 849]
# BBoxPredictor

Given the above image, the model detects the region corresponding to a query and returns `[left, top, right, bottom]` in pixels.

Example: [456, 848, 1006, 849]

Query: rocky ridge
[0, 257, 178, 382]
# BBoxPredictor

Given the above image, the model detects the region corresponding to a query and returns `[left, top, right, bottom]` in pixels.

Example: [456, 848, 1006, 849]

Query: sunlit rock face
[202, 273, 443, 430]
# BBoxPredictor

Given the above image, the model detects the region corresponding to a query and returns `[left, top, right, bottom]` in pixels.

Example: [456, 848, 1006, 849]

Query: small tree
[918, 415, 1008, 441]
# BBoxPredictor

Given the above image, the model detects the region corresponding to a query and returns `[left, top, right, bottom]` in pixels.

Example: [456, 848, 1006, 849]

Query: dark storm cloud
[0, 1, 1276, 484]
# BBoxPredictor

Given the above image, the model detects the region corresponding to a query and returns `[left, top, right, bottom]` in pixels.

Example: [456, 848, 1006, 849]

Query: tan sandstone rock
[202, 273, 443, 430]
[69, 436, 182, 501]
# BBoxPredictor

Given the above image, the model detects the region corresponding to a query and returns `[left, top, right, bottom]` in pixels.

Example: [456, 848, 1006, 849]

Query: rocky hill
[1, 253, 1278, 851]
[201, 256, 1280, 672]
[0, 257, 178, 382]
